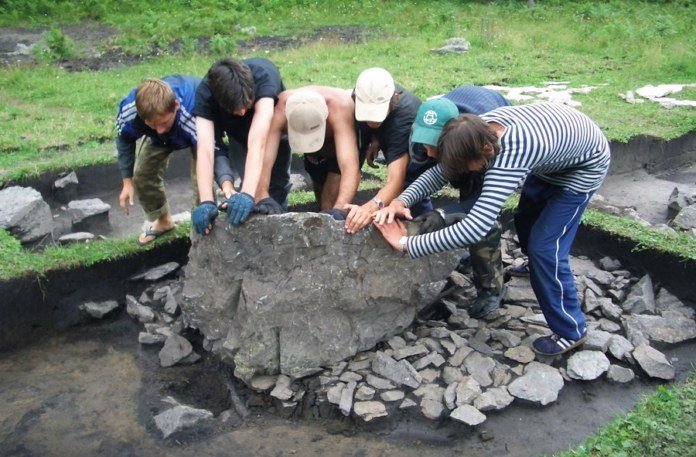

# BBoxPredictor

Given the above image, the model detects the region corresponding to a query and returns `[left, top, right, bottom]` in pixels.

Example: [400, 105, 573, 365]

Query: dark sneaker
[505, 260, 530, 278]
[532, 333, 587, 356]
[468, 289, 503, 319]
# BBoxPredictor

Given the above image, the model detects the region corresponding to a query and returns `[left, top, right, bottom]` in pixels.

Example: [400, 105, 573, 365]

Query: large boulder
[0, 186, 53, 243]
[182, 213, 459, 382]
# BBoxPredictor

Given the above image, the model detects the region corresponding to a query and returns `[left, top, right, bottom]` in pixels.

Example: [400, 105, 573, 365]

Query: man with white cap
[260, 86, 369, 217]
[345, 67, 433, 234]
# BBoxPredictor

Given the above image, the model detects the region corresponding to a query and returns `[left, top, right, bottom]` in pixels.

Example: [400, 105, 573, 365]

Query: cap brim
[410, 125, 442, 147]
[288, 122, 327, 153]
[355, 101, 390, 122]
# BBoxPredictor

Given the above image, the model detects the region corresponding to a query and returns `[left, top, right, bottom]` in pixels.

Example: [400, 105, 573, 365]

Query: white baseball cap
[354, 67, 395, 122]
[285, 90, 329, 153]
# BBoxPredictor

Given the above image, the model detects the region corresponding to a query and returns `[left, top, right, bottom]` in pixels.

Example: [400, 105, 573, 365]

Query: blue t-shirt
[116, 74, 200, 178]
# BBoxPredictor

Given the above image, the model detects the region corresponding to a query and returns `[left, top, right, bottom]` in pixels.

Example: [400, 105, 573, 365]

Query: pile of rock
[103, 224, 695, 435]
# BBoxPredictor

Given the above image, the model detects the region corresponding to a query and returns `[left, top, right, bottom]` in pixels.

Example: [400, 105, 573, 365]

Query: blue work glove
[227, 192, 255, 225]
[320, 208, 348, 221]
[413, 210, 446, 234]
[191, 201, 219, 235]
[252, 197, 284, 215]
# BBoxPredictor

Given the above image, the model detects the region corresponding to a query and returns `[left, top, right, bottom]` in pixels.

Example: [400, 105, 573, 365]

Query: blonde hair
[135, 79, 177, 121]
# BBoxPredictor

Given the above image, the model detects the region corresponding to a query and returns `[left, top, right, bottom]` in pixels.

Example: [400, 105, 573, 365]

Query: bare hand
[373, 218, 407, 251]
[372, 199, 412, 225]
[119, 180, 134, 215]
[344, 203, 373, 234]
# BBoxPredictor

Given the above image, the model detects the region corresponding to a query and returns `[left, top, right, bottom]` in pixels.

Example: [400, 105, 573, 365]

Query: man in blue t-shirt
[191, 57, 291, 234]
[116, 75, 200, 246]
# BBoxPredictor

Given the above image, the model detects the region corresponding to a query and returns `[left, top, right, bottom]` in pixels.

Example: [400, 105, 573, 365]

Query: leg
[514, 174, 552, 255]
[470, 220, 504, 294]
[269, 137, 292, 210]
[133, 138, 175, 243]
[320, 173, 341, 210]
[527, 186, 592, 341]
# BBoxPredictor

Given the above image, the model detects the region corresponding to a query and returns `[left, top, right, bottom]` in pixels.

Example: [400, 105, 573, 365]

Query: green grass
[561, 370, 696, 457]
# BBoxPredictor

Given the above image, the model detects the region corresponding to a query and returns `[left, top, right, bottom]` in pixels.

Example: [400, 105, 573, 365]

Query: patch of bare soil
[0, 23, 380, 71]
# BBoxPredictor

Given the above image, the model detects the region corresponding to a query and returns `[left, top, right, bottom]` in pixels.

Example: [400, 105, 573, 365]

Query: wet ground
[2, 306, 694, 457]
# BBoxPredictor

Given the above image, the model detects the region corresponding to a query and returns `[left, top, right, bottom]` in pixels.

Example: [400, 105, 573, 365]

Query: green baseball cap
[411, 98, 459, 147]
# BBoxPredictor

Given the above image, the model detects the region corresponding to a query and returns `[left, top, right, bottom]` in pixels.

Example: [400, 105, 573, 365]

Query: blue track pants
[514, 175, 592, 341]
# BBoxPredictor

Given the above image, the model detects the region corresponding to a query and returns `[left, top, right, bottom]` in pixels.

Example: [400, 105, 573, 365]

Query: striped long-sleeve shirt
[402, 102, 610, 258]
[115, 75, 200, 179]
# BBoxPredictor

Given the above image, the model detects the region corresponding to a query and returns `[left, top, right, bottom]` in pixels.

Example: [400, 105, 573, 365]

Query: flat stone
[327, 383, 345, 405]
[67, 198, 110, 224]
[399, 398, 417, 409]
[365, 374, 396, 390]
[566, 351, 610, 380]
[250, 375, 277, 391]
[464, 352, 496, 387]
[419, 368, 441, 384]
[503, 277, 538, 305]
[388, 335, 407, 350]
[491, 329, 522, 348]
[81, 299, 118, 319]
[52, 171, 79, 203]
[413, 352, 446, 370]
[606, 365, 635, 383]
[450, 404, 486, 426]
[372, 352, 422, 389]
[599, 298, 623, 321]
[599, 256, 622, 271]
[339, 371, 363, 383]
[598, 318, 622, 332]
[444, 382, 458, 410]
[473, 387, 514, 411]
[138, 332, 166, 345]
[623, 314, 696, 344]
[455, 376, 482, 406]
[154, 403, 213, 438]
[131, 262, 181, 282]
[583, 289, 601, 314]
[58, 232, 95, 244]
[159, 335, 193, 367]
[584, 329, 614, 352]
[339, 380, 357, 416]
[380, 390, 405, 402]
[507, 362, 564, 406]
[655, 288, 694, 319]
[449, 346, 474, 367]
[355, 384, 376, 401]
[353, 401, 387, 421]
[442, 366, 464, 384]
[673, 205, 696, 230]
[621, 275, 656, 314]
[520, 314, 548, 327]
[633, 344, 675, 380]
[608, 335, 635, 363]
[504, 346, 535, 364]
[126, 295, 155, 323]
[418, 384, 445, 420]
[570, 257, 615, 285]
[348, 358, 372, 372]
[270, 375, 293, 401]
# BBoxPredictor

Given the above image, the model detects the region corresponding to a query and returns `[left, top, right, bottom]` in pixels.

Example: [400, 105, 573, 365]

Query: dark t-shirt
[193, 58, 284, 146]
[357, 84, 420, 165]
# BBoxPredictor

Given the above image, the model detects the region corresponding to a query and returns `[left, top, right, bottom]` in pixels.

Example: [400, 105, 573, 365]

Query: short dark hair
[438, 114, 500, 182]
[207, 58, 255, 114]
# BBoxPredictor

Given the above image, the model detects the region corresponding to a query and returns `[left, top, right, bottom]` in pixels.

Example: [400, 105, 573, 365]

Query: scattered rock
[53, 171, 79, 203]
[566, 351, 610, 380]
[57, 232, 95, 244]
[623, 314, 696, 344]
[508, 362, 564, 406]
[339, 380, 357, 416]
[473, 387, 514, 411]
[584, 329, 614, 352]
[159, 334, 194, 367]
[622, 275, 655, 314]
[67, 198, 110, 226]
[355, 384, 376, 401]
[270, 375, 293, 401]
[154, 402, 213, 438]
[606, 365, 635, 383]
[431, 37, 470, 54]
[250, 375, 277, 391]
[131, 262, 181, 281]
[0, 186, 53, 243]
[80, 299, 118, 318]
[672, 205, 696, 231]
[371, 352, 422, 389]
[380, 390, 405, 402]
[125, 295, 155, 323]
[353, 401, 387, 421]
[450, 404, 486, 426]
[633, 344, 675, 380]
[455, 376, 482, 406]
[504, 346, 535, 364]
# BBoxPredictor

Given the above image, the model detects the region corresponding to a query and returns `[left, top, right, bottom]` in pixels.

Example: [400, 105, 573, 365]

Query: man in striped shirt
[375, 102, 610, 356]
[116, 75, 200, 246]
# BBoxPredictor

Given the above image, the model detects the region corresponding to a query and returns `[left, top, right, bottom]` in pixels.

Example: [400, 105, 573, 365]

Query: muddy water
[1, 314, 694, 457]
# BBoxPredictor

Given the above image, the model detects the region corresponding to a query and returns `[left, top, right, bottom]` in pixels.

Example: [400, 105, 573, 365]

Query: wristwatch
[398, 236, 408, 253]
[372, 198, 384, 209]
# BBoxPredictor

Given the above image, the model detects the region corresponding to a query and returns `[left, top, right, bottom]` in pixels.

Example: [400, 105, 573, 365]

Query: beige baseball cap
[285, 90, 329, 153]
[354, 67, 395, 122]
